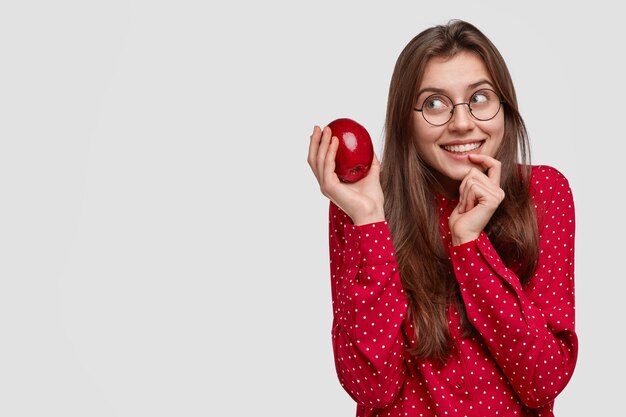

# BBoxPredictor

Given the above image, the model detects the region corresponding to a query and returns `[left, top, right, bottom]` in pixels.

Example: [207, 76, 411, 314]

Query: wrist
[352, 207, 385, 226]
[451, 232, 479, 246]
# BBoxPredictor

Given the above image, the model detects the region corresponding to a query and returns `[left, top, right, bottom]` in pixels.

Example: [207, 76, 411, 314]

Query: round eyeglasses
[414, 89, 505, 126]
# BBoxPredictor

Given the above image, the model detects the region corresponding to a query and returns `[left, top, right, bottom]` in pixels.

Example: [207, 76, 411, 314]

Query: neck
[430, 170, 460, 199]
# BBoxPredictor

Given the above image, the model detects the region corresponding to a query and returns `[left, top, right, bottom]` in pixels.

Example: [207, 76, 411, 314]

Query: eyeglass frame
[413, 88, 506, 126]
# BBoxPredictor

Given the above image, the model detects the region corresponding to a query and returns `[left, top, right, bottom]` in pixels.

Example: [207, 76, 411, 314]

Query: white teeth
[443, 142, 482, 153]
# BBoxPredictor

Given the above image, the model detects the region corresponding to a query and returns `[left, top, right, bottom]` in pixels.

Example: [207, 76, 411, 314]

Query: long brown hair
[380, 20, 539, 362]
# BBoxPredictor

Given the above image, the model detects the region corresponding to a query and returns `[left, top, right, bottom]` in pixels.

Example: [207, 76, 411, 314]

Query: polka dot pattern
[326, 165, 577, 417]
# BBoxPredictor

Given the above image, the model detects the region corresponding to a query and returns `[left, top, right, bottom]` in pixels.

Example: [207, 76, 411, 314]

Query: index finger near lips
[469, 154, 501, 185]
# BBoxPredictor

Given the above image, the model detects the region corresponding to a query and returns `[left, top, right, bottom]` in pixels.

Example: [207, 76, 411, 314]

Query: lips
[442, 140, 484, 154]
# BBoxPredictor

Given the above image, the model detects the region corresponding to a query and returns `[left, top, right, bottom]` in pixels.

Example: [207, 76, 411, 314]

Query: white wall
[0, 1, 622, 415]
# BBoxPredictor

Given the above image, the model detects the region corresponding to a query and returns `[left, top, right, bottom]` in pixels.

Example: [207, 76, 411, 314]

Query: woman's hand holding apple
[308, 123, 385, 226]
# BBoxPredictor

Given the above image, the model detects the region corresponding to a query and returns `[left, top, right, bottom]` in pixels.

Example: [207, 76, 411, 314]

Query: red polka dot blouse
[327, 165, 577, 417]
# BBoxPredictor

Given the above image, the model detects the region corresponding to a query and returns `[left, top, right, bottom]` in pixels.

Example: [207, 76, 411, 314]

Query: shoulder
[529, 165, 572, 198]
[528, 165, 575, 217]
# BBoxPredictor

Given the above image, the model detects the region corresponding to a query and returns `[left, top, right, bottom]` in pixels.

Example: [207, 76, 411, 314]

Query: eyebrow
[416, 79, 495, 98]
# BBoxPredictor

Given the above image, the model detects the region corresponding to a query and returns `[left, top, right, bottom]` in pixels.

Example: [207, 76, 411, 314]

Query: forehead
[419, 51, 493, 93]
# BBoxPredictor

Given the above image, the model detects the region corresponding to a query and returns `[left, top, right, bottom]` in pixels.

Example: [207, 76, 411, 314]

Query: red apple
[327, 118, 374, 183]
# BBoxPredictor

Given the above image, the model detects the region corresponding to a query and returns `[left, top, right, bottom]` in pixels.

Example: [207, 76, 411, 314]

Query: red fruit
[327, 118, 374, 183]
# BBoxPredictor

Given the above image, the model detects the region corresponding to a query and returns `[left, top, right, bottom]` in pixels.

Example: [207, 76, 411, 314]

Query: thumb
[362, 153, 381, 181]
[370, 153, 381, 172]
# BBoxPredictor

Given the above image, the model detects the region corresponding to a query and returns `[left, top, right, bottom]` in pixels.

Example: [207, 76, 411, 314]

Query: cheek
[486, 117, 505, 153]
[413, 120, 439, 148]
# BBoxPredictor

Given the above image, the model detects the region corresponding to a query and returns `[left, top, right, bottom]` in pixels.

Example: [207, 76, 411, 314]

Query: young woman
[307, 20, 577, 417]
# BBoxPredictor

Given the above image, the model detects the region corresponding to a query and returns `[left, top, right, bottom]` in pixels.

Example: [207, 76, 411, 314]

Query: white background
[0, 1, 623, 416]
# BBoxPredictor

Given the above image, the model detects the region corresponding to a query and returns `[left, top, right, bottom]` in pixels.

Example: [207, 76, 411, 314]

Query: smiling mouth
[442, 141, 484, 154]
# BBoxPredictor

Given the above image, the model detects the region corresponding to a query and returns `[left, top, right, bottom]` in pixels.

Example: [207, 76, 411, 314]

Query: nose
[448, 103, 475, 131]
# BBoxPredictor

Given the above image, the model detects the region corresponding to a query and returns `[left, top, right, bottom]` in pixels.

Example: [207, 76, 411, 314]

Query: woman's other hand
[449, 154, 505, 245]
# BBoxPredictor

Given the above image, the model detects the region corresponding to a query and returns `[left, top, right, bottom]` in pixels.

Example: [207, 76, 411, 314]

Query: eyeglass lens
[421, 89, 501, 125]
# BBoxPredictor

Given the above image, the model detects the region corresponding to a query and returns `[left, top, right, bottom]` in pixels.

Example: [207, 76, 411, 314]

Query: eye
[471, 91, 489, 104]
[423, 95, 450, 111]
[470, 89, 496, 105]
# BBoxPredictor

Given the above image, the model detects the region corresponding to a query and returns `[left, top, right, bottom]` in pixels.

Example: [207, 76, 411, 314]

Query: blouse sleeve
[327, 202, 409, 408]
[449, 166, 577, 408]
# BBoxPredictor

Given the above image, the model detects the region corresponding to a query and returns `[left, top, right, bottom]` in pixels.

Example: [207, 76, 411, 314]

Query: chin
[444, 166, 474, 181]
